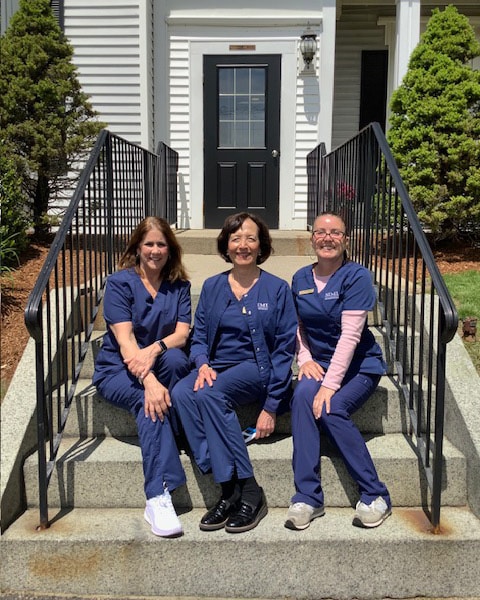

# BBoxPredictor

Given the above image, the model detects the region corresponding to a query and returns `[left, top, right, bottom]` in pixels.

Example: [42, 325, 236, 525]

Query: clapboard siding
[294, 70, 321, 222]
[64, 0, 154, 148]
[169, 39, 191, 225]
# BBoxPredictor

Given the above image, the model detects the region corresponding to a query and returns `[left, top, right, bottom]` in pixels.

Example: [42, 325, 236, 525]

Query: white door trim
[189, 37, 298, 229]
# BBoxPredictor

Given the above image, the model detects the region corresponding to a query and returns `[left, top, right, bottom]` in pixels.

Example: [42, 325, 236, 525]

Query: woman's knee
[291, 378, 320, 412]
[157, 348, 190, 388]
[170, 373, 195, 406]
[191, 385, 220, 411]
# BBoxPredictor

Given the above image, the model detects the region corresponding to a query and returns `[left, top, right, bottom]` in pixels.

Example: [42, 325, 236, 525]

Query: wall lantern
[299, 26, 317, 73]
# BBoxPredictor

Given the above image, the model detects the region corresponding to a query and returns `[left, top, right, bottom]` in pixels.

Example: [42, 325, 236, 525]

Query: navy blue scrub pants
[291, 372, 391, 508]
[172, 361, 265, 484]
[95, 348, 189, 500]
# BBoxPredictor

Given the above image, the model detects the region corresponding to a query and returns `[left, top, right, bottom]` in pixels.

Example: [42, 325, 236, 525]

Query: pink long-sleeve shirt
[296, 270, 367, 391]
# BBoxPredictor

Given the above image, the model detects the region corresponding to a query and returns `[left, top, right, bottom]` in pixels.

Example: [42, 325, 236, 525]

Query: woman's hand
[194, 363, 217, 391]
[298, 360, 325, 382]
[312, 386, 335, 420]
[124, 345, 158, 380]
[143, 373, 171, 422]
[109, 322, 158, 380]
[255, 409, 276, 439]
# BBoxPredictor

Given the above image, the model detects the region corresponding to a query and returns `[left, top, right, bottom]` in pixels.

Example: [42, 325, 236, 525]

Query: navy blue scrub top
[292, 261, 386, 376]
[211, 292, 256, 369]
[93, 268, 191, 380]
[189, 269, 298, 413]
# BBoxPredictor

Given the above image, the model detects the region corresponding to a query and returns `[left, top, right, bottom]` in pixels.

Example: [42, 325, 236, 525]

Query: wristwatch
[156, 339, 167, 354]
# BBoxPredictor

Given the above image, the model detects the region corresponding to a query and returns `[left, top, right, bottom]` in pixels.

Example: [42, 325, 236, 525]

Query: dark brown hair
[118, 217, 188, 282]
[313, 211, 349, 235]
[217, 212, 273, 264]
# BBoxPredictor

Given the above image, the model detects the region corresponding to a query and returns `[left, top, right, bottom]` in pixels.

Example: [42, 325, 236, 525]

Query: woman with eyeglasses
[172, 212, 297, 534]
[285, 212, 391, 531]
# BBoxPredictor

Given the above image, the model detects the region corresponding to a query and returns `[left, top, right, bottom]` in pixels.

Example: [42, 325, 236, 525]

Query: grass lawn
[443, 269, 480, 374]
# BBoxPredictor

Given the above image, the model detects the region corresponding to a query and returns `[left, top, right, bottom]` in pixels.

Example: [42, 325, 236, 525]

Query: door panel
[359, 50, 388, 131]
[204, 55, 281, 228]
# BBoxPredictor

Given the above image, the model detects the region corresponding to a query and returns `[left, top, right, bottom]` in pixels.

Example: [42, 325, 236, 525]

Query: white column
[318, 0, 337, 151]
[139, 0, 154, 150]
[394, 0, 421, 87]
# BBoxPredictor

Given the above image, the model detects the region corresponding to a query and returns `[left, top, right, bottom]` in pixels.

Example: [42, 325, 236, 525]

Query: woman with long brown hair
[93, 217, 191, 538]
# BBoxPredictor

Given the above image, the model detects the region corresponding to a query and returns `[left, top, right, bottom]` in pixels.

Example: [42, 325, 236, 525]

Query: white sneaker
[284, 502, 325, 530]
[352, 496, 391, 528]
[144, 489, 183, 537]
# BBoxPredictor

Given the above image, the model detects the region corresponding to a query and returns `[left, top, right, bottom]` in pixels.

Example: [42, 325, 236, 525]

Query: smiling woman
[1, 228, 479, 395]
[286, 211, 392, 530]
[91, 216, 192, 538]
[171, 211, 298, 534]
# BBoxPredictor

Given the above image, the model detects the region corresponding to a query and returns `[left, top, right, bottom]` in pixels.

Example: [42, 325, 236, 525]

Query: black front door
[203, 55, 281, 229]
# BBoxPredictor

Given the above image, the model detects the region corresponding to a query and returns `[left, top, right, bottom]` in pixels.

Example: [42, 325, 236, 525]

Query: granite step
[66, 375, 407, 438]
[2, 506, 480, 599]
[23, 433, 466, 510]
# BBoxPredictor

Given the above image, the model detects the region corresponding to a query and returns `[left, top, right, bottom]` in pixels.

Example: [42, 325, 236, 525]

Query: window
[218, 67, 266, 148]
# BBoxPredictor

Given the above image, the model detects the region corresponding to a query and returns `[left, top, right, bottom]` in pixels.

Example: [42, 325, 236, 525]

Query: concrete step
[23, 433, 466, 510]
[66, 375, 406, 438]
[175, 229, 313, 256]
[2, 506, 480, 599]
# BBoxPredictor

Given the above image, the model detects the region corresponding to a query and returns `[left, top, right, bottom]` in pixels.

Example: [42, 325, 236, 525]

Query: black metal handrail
[306, 122, 458, 530]
[24, 130, 178, 529]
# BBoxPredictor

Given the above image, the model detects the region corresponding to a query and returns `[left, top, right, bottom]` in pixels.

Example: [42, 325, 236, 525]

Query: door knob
[271, 149, 279, 158]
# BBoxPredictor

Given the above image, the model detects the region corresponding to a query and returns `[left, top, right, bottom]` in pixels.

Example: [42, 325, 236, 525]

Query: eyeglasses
[312, 229, 345, 240]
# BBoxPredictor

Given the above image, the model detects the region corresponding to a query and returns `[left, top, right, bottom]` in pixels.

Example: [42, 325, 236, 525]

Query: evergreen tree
[0, 0, 105, 233]
[388, 5, 480, 241]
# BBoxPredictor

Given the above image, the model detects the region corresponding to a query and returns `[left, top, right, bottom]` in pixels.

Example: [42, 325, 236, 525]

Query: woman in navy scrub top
[93, 217, 191, 538]
[172, 212, 297, 534]
[285, 212, 391, 531]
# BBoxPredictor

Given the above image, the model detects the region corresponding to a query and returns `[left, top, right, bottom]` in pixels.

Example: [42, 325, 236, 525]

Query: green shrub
[0, 0, 105, 232]
[388, 6, 480, 242]
[0, 150, 31, 269]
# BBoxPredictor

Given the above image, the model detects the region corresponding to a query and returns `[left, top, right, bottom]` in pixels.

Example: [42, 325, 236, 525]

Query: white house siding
[295, 73, 323, 225]
[168, 37, 192, 228]
[331, 10, 389, 149]
[0, 0, 20, 34]
[63, 0, 154, 149]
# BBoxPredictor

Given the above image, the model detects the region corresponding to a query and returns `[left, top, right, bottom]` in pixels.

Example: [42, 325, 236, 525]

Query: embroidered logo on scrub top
[325, 291, 339, 301]
[257, 302, 268, 310]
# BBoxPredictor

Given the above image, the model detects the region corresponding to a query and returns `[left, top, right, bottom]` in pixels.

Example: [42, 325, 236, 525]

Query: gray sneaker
[284, 502, 325, 530]
[352, 496, 391, 528]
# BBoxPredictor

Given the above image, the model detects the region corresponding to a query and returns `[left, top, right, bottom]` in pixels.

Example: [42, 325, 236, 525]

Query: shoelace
[155, 491, 173, 509]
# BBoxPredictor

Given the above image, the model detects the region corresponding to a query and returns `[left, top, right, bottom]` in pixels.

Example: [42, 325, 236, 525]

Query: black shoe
[225, 489, 268, 533]
[200, 498, 238, 531]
